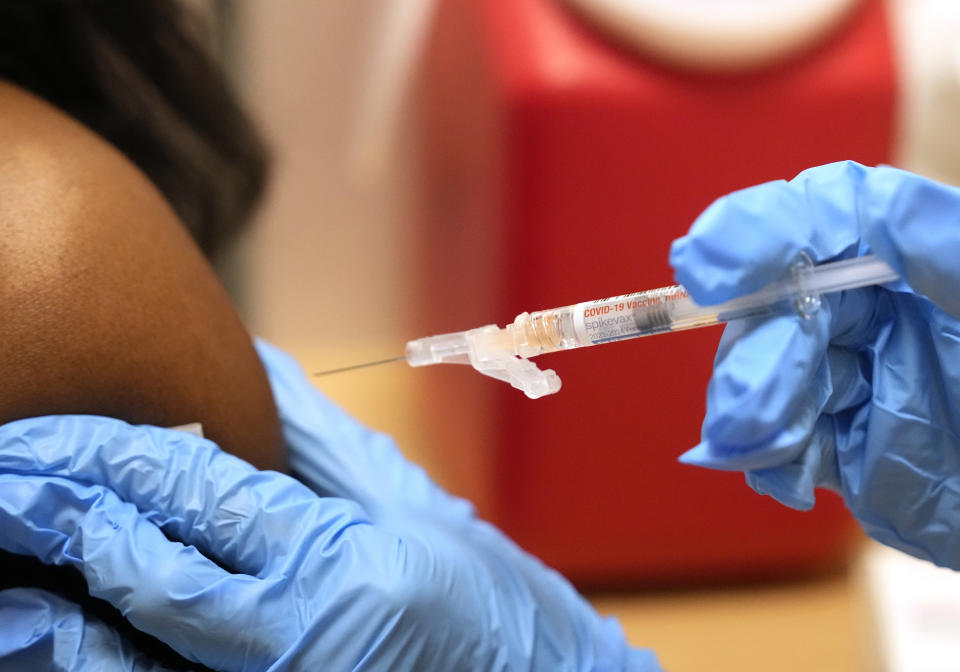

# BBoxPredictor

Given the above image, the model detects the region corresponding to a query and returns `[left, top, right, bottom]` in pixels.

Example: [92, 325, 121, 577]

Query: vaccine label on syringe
[572, 287, 691, 344]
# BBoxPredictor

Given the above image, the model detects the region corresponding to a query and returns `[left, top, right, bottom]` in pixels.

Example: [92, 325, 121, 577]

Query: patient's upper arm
[0, 82, 283, 470]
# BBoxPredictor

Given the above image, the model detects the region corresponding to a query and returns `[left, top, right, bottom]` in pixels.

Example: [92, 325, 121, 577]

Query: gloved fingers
[691, 344, 873, 510]
[834, 393, 960, 568]
[0, 474, 280, 670]
[256, 339, 476, 522]
[418, 515, 664, 672]
[0, 588, 80, 668]
[0, 415, 373, 579]
[700, 308, 831, 451]
[860, 166, 960, 318]
[824, 284, 893, 347]
[678, 281, 889, 469]
[0, 588, 173, 671]
[257, 339, 398, 502]
[744, 414, 842, 511]
[820, 345, 873, 415]
[682, 335, 872, 475]
[670, 161, 869, 306]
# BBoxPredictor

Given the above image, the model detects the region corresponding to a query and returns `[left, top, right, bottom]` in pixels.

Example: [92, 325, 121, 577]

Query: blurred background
[214, 1, 960, 669]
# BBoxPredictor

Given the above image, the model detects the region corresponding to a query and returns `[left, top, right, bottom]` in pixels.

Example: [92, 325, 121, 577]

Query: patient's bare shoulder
[0, 82, 283, 469]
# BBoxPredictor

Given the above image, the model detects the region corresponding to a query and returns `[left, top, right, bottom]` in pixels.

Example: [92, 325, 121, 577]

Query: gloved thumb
[860, 166, 960, 318]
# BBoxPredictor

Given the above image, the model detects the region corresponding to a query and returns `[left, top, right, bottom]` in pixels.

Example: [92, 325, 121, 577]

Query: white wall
[234, 0, 415, 362]
[229, 1, 437, 463]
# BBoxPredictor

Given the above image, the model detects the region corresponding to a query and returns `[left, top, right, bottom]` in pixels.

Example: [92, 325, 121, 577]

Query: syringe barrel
[571, 287, 717, 343]
[514, 286, 728, 356]
[512, 254, 900, 357]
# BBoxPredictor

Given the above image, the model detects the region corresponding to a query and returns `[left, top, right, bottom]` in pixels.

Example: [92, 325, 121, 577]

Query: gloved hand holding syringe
[317, 253, 899, 398]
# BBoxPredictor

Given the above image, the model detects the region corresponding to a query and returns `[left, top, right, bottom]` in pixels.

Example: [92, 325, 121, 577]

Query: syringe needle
[312, 356, 406, 377]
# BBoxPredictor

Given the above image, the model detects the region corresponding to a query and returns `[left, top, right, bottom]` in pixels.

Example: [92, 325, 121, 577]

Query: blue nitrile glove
[670, 161, 960, 569]
[0, 588, 173, 671]
[0, 341, 661, 672]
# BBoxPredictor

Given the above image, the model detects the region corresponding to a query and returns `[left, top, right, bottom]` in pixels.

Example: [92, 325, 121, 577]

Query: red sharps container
[413, 0, 895, 584]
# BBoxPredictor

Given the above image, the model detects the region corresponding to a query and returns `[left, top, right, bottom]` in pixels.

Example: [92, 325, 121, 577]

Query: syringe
[405, 253, 900, 399]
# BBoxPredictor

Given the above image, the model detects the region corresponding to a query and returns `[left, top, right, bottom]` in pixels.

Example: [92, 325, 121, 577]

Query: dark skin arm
[0, 81, 283, 470]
